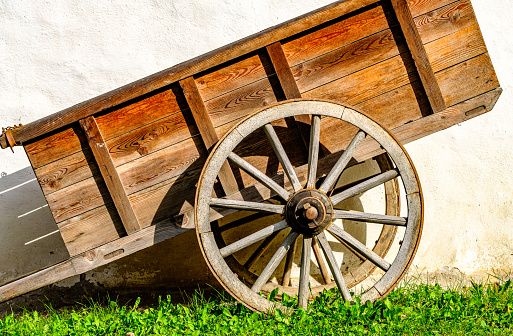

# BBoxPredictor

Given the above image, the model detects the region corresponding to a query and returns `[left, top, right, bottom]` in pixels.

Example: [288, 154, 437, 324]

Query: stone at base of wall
[401, 266, 512, 289]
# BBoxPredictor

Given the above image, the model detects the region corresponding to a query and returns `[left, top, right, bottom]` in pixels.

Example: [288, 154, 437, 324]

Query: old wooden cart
[0, 0, 501, 312]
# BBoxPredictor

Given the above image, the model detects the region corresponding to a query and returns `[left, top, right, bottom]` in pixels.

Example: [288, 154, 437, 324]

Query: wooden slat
[79, 116, 141, 234]
[179, 76, 239, 195]
[390, 0, 446, 112]
[266, 41, 311, 150]
[266, 42, 302, 100]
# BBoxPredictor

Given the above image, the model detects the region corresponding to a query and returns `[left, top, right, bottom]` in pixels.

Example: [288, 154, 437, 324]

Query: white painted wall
[0, 0, 511, 290]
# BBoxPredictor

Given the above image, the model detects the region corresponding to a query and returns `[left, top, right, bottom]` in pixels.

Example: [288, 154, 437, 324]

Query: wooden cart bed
[0, 0, 500, 302]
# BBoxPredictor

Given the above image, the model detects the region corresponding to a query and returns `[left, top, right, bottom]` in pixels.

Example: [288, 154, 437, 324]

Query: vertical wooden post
[390, 0, 446, 113]
[79, 116, 141, 234]
[266, 42, 311, 148]
[179, 76, 239, 195]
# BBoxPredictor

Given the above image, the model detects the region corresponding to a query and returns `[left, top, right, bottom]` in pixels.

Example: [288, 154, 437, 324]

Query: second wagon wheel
[195, 99, 423, 312]
[211, 152, 399, 298]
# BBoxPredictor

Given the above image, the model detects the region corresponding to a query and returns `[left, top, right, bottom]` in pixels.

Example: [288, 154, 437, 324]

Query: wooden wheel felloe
[195, 100, 423, 312]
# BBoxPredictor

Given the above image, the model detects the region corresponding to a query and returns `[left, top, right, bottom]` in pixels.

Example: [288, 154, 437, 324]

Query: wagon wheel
[212, 152, 399, 298]
[195, 100, 423, 312]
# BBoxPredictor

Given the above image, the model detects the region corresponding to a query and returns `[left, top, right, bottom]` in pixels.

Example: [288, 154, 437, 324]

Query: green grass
[1, 280, 511, 335]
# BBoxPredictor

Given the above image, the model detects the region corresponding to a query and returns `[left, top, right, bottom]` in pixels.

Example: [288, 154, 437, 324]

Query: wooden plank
[266, 41, 311, 150]
[11, 0, 378, 145]
[180, 77, 220, 149]
[302, 27, 486, 109]
[196, 52, 273, 102]
[25, 86, 184, 169]
[79, 116, 141, 234]
[390, 0, 445, 112]
[179, 76, 239, 195]
[354, 87, 502, 161]
[282, 5, 389, 67]
[292, 0, 476, 91]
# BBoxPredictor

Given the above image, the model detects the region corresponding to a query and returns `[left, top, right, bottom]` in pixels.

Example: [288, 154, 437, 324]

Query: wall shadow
[0, 166, 69, 286]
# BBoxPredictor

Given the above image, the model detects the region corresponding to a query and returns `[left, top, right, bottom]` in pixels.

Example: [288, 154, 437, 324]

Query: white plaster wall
[0, 0, 511, 289]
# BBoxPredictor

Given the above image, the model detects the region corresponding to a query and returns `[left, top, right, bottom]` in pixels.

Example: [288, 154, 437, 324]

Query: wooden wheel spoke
[298, 237, 312, 309]
[333, 209, 406, 226]
[210, 198, 284, 214]
[319, 130, 366, 193]
[219, 220, 289, 258]
[228, 152, 290, 200]
[312, 236, 331, 284]
[316, 232, 352, 301]
[244, 231, 280, 269]
[251, 231, 300, 293]
[306, 115, 321, 188]
[281, 239, 297, 286]
[330, 169, 399, 205]
[264, 124, 302, 192]
[327, 224, 391, 271]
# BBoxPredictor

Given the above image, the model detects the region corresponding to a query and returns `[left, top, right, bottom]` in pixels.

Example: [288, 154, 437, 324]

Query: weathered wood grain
[196, 52, 273, 102]
[35, 149, 98, 195]
[25, 86, 183, 169]
[57, 201, 124, 256]
[205, 76, 279, 129]
[25, 126, 85, 169]
[282, 5, 390, 67]
[302, 25, 486, 109]
[46, 175, 110, 223]
[79, 116, 141, 234]
[436, 54, 497, 107]
[266, 42, 302, 100]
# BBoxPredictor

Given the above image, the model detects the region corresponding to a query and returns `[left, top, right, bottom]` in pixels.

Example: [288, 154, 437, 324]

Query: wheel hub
[285, 189, 333, 236]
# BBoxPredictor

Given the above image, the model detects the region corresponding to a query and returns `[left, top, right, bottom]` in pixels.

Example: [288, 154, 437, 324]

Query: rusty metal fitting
[1, 124, 23, 152]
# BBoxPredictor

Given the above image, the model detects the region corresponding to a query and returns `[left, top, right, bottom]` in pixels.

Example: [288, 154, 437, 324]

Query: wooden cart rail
[0, 0, 501, 303]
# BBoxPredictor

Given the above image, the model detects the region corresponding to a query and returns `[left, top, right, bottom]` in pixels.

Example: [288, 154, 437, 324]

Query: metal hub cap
[285, 189, 333, 236]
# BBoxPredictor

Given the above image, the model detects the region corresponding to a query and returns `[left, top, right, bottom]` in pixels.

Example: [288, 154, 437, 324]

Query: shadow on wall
[0, 166, 69, 285]
[0, 166, 219, 313]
